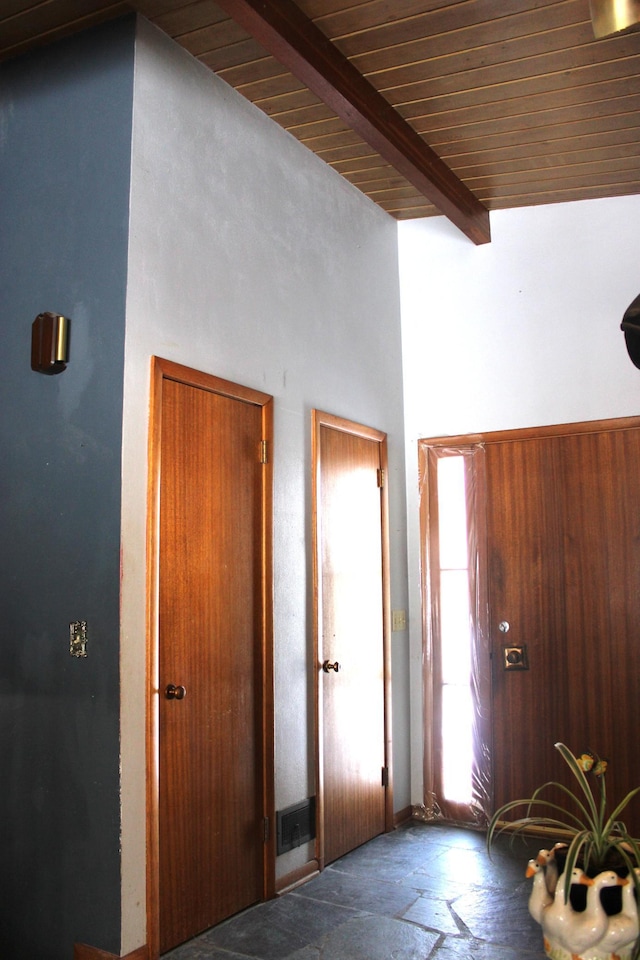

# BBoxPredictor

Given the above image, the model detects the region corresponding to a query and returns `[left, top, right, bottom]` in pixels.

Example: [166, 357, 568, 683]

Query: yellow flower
[593, 759, 608, 777]
[577, 752, 594, 772]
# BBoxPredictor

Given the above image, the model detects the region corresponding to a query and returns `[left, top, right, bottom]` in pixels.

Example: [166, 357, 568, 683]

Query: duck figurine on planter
[590, 869, 639, 959]
[536, 843, 569, 897]
[533, 866, 629, 960]
[526, 857, 552, 924]
[536, 866, 591, 956]
[486, 744, 640, 960]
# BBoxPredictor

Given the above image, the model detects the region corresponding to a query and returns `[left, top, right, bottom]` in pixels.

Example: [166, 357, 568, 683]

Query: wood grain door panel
[555, 429, 640, 809]
[157, 374, 266, 953]
[486, 424, 640, 825]
[486, 436, 571, 809]
[314, 414, 390, 867]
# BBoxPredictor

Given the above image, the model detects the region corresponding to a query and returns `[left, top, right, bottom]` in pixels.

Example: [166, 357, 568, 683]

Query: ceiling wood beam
[214, 0, 491, 244]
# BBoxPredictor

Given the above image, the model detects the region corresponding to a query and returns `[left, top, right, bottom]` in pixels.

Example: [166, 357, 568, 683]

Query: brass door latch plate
[503, 645, 529, 670]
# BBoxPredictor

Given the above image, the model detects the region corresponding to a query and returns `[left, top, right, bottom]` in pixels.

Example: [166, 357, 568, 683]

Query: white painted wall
[119, 18, 408, 951]
[398, 196, 640, 805]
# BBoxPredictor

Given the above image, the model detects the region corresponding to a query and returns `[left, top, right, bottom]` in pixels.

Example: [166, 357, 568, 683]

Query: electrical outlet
[392, 609, 406, 631]
[70, 621, 88, 658]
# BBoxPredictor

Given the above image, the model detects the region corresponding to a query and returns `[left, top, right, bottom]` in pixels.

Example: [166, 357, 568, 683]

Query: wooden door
[313, 412, 392, 867]
[149, 360, 274, 955]
[485, 421, 640, 824]
[486, 433, 570, 809]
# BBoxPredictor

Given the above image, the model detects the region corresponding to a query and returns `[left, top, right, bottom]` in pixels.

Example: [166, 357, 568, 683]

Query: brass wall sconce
[31, 312, 70, 374]
[589, 0, 640, 38]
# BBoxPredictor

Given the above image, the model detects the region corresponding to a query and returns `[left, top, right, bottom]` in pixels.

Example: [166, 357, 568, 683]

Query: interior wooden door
[154, 363, 273, 955]
[486, 421, 640, 826]
[313, 412, 391, 867]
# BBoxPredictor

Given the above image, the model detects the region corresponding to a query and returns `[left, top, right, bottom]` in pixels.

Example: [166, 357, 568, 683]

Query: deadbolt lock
[503, 645, 529, 671]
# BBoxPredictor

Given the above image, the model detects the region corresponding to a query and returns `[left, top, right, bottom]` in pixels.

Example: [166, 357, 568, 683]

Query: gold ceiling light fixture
[589, 0, 640, 38]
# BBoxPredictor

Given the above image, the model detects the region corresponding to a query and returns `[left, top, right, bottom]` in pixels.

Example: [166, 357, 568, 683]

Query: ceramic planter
[527, 848, 639, 960]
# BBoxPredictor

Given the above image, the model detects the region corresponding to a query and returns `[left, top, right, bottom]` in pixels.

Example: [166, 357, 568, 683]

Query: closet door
[314, 411, 392, 867]
[151, 360, 274, 954]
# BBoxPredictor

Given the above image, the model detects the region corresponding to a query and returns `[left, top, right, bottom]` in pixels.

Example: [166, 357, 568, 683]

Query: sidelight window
[420, 442, 489, 825]
[437, 455, 473, 803]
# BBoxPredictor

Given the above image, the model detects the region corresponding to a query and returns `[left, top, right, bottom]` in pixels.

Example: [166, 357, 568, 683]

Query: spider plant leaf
[537, 780, 595, 832]
[561, 830, 590, 901]
[554, 742, 599, 825]
[603, 786, 640, 837]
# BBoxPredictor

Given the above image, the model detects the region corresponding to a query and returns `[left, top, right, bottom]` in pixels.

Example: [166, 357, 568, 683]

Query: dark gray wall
[0, 18, 134, 958]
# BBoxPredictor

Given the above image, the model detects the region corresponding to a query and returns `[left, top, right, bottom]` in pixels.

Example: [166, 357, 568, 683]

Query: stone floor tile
[293, 868, 419, 918]
[399, 895, 461, 935]
[163, 939, 254, 959]
[420, 838, 538, 893]
[330, 843, 432, 885]
[451, 883, 541, 945]
[201, 893, 363, 960]
[431, 933, 545, 959]
[285, 915, 439, 960]
[398, 869, 473, 902]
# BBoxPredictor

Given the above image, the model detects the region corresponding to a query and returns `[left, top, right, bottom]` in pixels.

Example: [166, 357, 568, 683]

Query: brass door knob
[322, 660, 340, 673]
[165, 683, 187, 700]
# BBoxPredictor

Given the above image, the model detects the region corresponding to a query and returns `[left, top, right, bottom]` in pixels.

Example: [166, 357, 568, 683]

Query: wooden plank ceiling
[3, 0, 640, 243]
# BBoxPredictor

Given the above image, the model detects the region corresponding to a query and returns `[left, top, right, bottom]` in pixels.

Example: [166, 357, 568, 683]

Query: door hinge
[377, 468, 385, 488]
[263, 816, 270, 843]
[381, 766, 389, 787]
[260, 440, 268, 464]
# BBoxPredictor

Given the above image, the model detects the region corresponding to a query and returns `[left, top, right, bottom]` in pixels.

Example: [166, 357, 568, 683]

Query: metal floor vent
[276, 796, 316, 855]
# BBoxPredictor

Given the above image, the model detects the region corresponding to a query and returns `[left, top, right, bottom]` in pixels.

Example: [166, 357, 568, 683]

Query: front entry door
[313, 411, 392, 867]
[151, 359, 273, 955]
[485, 421, 640, 822]
[420, 417, 640, 831]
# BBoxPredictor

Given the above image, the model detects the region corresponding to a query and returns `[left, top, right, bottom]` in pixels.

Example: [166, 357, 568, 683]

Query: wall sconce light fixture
[621, 293, 640, 369]
[31, 312, 70, 374]
[589, 0, 640, 38]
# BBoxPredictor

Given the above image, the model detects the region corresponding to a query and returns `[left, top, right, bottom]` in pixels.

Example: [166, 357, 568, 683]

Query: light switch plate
[392, 609, 406, 631]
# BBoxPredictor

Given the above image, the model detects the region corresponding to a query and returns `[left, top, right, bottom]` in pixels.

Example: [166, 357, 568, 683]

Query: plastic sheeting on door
[418, 440, 492, 827]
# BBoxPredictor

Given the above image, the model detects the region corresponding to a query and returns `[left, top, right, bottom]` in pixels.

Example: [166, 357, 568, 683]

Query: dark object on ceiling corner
[620, 293, 640, 369]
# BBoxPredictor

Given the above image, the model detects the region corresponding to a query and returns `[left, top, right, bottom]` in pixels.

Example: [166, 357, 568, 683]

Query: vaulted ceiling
[3, 1, 640, 243]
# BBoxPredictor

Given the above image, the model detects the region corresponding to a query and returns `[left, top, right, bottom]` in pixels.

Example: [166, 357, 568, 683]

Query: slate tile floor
[163, 821, 546, 960]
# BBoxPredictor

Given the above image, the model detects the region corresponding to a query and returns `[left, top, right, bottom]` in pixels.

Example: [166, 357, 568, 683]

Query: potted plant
[486, 742, 640, 960]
